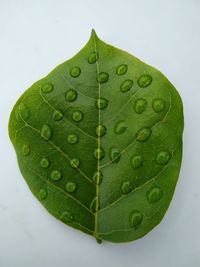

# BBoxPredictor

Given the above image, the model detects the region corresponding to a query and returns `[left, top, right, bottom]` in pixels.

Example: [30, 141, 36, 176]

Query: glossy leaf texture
[9, 30, 184, 243]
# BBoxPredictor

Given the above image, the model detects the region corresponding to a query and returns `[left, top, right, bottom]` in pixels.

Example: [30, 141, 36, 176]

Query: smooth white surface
[0, 0, 200, 266]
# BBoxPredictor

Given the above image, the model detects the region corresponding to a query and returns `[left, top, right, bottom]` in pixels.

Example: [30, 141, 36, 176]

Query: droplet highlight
[72, 110, 83, 122]
[110, 148, 121, 163]
[134, 98, 147, 114]
[92, 171, 103, 185]
[70, 66, 81, 78]
[88, 52, 98, 64]
[70, 158, 80, 168]
[66, 182, 77, 193]
[114, 120, 127, 135]
[116, 64, 128, 75]
[121, 181, 133, 194]
[65, 89, 77, 102]
[96, 125, 107, 137]
[120, 79, 133, 92]
[67, 134, 78, 144]
[41, 124, 52, 140]
[40, 158, 50, 168]
[52, 109, 63, 121]
[60, 211, 74, 222]
[51, 170, 62, 181]
[22, 145, 31, 156]
[94, 147, 105, 160]
[96, 97, 108, 109]
[130, 210, 143, 229]
[152, 98, 165, 113]
[137, 74, 152, 88]
[131, 155, 143, 169]
[38, 188, 47, 200]
[147, 187, 163, 203]
[156, 150, 171, 165]
[97, 72, 109, 83]
[41, 82, 54, 93]
[90, 196, 97, 212]
[136, 127, 151, 142]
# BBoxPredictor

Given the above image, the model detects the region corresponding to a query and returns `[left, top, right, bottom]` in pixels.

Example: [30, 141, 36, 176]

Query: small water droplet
[131, 155, 143, 169]
[97, 72, 109, 83]
[94, 147, 105, 160]
[51, 170, 62, 181]
[136, 127, 151, 142]
[120, 79, 133, 92]
[134, 98, 147, 114]
[40, 158, 50, 168]
[88, 52, 98, 64]
[72, 110, 83, 122]
[41, 82, 54, 93]
[90, 196, 97, 212]
[66, 181, 77, 193]
[156, 150, 171, 165]
[130, 210, 143, 229]
[70, 66, 81, 78]
[60, 211, 74, 222]
[152, 98, 165, 113]
[19, 103, 29, 120]
[116, 64, 128, 75]
[96, 125, 106, 137]
[70, 158, 80, 168]
[92, 171, 103, 184]
[41, 124, 52, 140]
[137, 74, 152, 88]
[67, 134, 78, 144]
[52, 109, 63, 121]
[114, 120, 127, 135]
[38, 188, 47, 200]
[121, 181, 133, 194]
[147, 187, 163, 203]
[22, 145, 31, 156]
[65, 89, 77, 102]
[96, 97, 108, 109]
[110, 148, 121, 163]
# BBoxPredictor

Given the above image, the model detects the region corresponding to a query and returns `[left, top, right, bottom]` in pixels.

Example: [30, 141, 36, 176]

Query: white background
[0, 0, 200, 266]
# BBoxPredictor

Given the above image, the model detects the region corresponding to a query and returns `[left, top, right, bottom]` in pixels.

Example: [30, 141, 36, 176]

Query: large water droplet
[70, 158, 80, 168]
[65, 89, 77, 102]
[120, 79, 133, 92]
[152, 98, 165, 113]
[156, 150, 171, 165]
[72, 110, 83, 122]
[41, 124, 52, 140]
[66, 182, 77, 193]
[114, 120, 127, 135]
[94, 147, 105, 160]
[147, 187, 163, 203]
[92, 171, 103, 185]
[22, 145, 31, 156]
[88, 52, 98, 64]
[96, 97, 108, 109]
[40, 158, 50, 168]
[60, 211, 74, 222]
[52, 109, 63, 121]
[96, 125, 106, 137]
[134, 98, 147, 114]
[67, 133, 78, 144]
[41, 82, 54, 93]
[116, 64, 128, 75]
[38, 188, 47, 200]
[110, 148, 121, 163]
[130, 210, 143, 229]
[51, 170, 62, 181]
[121, 181, 133, 194]
[97, 72, 109, 83]
[70, 66, 81, 77]
[131, 155, 143, 169]
[136, 127, 151, 142]
[137, 74, 152, 88]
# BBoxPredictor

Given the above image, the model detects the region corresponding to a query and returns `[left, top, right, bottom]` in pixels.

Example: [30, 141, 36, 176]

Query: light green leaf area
[9, 30, 183, 243]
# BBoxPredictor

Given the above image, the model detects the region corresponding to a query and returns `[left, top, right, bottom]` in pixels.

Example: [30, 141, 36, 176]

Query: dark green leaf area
[9, 30, 183, 243]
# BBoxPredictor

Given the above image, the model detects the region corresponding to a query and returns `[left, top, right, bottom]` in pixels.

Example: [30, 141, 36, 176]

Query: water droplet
[38, 188, 47, 200]
[90, 196, 97, 212]
[41, 124, 52, 140]
[134, 98, 147, 114]
[136, 127, 151, 142]
[96, 125, 107, 137]
[96, 97, 108, 109]
[156, 150, 171, 165]
[72, 110, 83, 122]
[51, 170, 62, 181]
[97, 72, 109, 83]
[114, 120, 127, 135]
[65, 89, 77, 102]
[120, 79, 133, 92]
[116, 64, 128, 75]
[131, 155, 143, 169]
[130, 210, 143, 229]
[137, 74, 152, 88]
[19, 103, 29, 120]
[147, 187, 163, 203]
[66, 181, 77, 193]
[94, 147, 105, 160]
[70, 158, 80, 168]
[121, 181, 133, 194]
[152, 98, 165, 113]
[40, 158, 50, 168]
[92, 171, 103, 185]
[67, 134, 78, 144]
[70, 66, 81, 78]
[52, 109, 63, 121]
[110, 148, 121, 163]
[88, 52, 98, 64]
[41, 82, 54, 93]
[22, 145, 31, 156]
[60, 211, 74, 222]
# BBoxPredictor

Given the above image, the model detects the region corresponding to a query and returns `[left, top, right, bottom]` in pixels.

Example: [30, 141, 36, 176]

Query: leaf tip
[90, 28, 99, 40]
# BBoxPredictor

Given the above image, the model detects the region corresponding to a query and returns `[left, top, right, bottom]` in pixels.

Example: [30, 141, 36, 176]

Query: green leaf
[8, 30, 184, 243]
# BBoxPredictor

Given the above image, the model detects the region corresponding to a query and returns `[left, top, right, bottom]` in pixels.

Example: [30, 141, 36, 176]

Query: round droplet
[94, 147, 105, 160]
[22, 145, 31, 156]
[70, 158, 80, 168]
[120, 79, 133, 92]
[41, 124, 52, 140]
[156, 150, 171, 165]
[134, 98, 147, 114]
[121, 181, 133, 194]
[96, 97, 108, 109]
[114, 120, 127, 135]
[92, 171, 103, 185]
[131, 155, 143, 169]
[97, 72, 109, 83]
[88, 52, 98, 64]
[130, 210, 143, 229]
[70, 66, 81, 78]
[136, 127, 151, 142]
[66, 182, 77, 193]
[110, 148, 121, 163]
[52, 109, 63, 121]
[40, 158, 50, 168]
[67, 134, 78, 144]
[60, 211, 74, 222]
[152, 98, 165, 113]
[19, 103, 29, 120]
[65, 89, 77, 102]
[137, 74, 152, 88]
[51, 170, 62, 181]
[38, 188, 47, 200]
[147, 187, 163, 203]
[41, 82, 54, 93]
[96, 125, 107, 137]
[90, 197, 97, 212]
[72, 110, 83, 122]
[116, 64, 128, 75]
